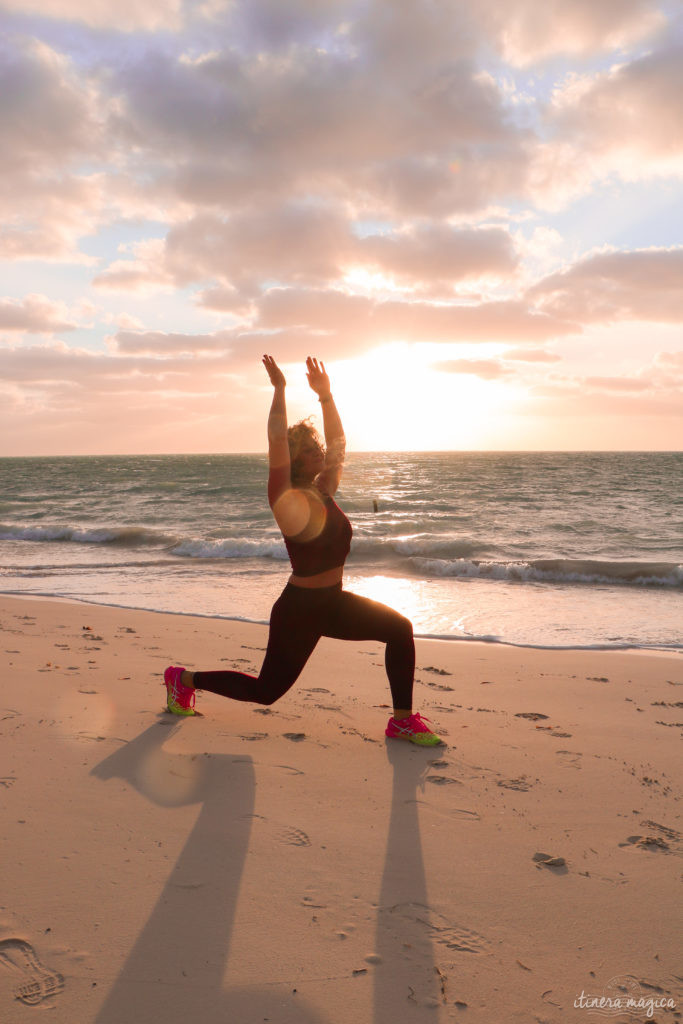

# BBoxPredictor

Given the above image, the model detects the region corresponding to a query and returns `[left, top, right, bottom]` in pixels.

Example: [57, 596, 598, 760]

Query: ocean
[1, 452, 681, 651]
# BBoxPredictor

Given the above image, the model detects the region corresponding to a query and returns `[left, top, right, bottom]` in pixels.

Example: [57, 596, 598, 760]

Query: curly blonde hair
[288, 418, 324, 484]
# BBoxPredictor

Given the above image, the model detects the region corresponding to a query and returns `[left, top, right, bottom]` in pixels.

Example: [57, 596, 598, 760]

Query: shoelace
[394, 713, 432, 733]
[169, 676, 195, 709]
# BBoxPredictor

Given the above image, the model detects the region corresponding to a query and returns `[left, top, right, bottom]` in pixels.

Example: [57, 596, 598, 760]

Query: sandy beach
[1, 593, 681, 1023]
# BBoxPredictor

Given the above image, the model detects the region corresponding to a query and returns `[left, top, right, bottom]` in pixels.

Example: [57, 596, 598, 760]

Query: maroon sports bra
[283, 491, 353, 577]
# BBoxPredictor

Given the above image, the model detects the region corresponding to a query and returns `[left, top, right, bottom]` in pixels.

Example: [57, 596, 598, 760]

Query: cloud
[95, 207, 520, 301]
[478, 0, 664, 66]
[433, 346, 564, 379]
[107, 281, 579, 365]
[256, 288, 579, 343]
[0, 294, 78, 333]
[528, 387, 682, 418]
[0, 37, 107, 260]
[93, 206, 358, 295]
[0, 38, 96, 171]
[583, 375, 652, 391]
[528, 247, 683, 323]
[503, 347, 562, 362]
[0, 175, 107, 263]
[0, 341, 247, 394]
[432, 358, 509, 379]
[225, 0, 349, 53]
[528, 347, 683, 412]
[109, 326, 325, 364]
[106, 12, 525, 218]
[650, 350, 683, 389]
[355, 224, 518, 286]
[0, 335, 258, 455]
[94, 205, 353, 293]
[111, 330, 235, 356]
[92, 238, 174, 293]
[0, 0, 185, 32]
[1, 3, 679, 274]
[542, 43, 683, 184]
[654, 350, 683, 371]
[166, 206, 353, 290]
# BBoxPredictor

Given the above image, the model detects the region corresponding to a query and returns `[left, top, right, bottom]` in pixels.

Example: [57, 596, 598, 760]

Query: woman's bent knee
[392, 612, 413, 640]
[256, 689, 284, 706]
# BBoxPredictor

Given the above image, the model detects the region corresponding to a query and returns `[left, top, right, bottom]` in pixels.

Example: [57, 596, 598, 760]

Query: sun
[330, 343, 513, 450]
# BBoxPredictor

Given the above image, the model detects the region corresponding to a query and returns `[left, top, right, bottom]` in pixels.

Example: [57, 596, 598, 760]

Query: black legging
[193, 582, 414, 710]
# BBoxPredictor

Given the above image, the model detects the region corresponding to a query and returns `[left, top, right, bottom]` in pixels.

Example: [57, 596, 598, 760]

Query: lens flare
[136, 747, 206, 806]
[51, 687, 114, 744]
[273, 488, 327, 541]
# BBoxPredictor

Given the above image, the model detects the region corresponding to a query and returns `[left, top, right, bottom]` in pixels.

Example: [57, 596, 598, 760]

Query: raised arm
[262, 355, 290, 507]
[306, 356, 346, 495]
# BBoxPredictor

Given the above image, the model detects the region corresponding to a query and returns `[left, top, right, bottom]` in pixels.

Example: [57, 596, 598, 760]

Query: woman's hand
[263, 354, 286, 389]
[306, 356, 330, 398]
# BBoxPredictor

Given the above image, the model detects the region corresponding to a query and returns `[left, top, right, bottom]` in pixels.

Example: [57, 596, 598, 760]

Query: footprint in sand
[415, 800, 480, 823]
[248, 816, 311, 848]
[555, 749, 582, 769]
[384, 904, 490, 955]
[496, 777, 532, 791]
[620, 822, 681, 854]
[642, 819, 681, 842]
[515, 712, 549, 721]
[426, 775, 461, 786]
[277, 826, 312, 848]
[0, 938, 64, 1006]
[621, 835, 671, 852]
[532, 852, 567, 870]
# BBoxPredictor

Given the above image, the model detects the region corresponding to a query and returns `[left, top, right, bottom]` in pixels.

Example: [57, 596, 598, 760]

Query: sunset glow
[323, 345, 517, 451]
[0, 2, 681, 455]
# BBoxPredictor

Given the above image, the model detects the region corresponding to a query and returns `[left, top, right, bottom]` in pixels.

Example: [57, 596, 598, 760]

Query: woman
[163, 355, 442, 746]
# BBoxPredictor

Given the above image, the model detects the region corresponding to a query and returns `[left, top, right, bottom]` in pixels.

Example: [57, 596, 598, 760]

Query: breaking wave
[410, 556, 683, 588]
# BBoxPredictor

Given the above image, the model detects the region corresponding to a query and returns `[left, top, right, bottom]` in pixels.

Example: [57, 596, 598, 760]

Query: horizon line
[1, 448, 682, 459]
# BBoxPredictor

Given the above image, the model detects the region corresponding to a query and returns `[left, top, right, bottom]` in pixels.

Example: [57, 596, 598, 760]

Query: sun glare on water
[346, 574, 429, 627]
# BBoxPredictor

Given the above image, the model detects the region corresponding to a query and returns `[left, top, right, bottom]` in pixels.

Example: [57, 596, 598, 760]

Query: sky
[1, 0, 682, 455]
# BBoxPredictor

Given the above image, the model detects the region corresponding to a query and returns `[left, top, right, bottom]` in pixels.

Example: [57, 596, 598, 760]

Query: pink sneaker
[385, 712, 443, 746]
[163, 665, 196, 716]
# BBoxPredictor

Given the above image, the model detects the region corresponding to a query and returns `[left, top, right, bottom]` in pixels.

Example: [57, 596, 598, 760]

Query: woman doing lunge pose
[163, 355, 442, 746]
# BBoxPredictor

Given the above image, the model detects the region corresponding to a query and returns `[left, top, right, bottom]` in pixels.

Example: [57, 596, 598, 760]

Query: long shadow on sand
[91, 719, 325, 1023]
[373, 741, 444, 1021]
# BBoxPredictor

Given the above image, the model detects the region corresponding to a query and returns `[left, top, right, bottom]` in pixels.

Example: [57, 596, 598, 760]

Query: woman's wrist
[318, 392, 332, 403]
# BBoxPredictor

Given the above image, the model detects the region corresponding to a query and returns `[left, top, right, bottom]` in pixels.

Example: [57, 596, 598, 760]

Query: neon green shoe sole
[385, 712, 444, 745]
